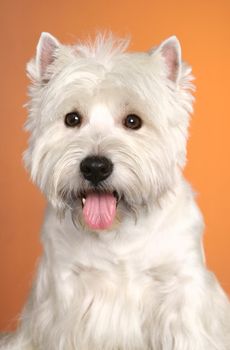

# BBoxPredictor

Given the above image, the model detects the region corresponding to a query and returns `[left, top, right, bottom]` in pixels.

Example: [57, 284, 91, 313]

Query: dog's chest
[65, 263, 157, 349]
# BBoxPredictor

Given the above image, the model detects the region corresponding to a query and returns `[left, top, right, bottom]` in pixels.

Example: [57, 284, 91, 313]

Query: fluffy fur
[1, 32, 230, 350]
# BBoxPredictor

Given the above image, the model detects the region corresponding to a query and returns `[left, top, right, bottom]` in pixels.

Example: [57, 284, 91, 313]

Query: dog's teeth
[82, 198, 86, 205]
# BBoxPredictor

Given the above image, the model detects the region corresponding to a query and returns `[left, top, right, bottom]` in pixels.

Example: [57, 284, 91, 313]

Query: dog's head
[24, 32, 194, 231]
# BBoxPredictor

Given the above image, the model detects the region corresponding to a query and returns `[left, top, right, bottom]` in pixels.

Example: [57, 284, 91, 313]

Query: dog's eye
[64, 112, 82, 127]
[123, 114, 142, 130]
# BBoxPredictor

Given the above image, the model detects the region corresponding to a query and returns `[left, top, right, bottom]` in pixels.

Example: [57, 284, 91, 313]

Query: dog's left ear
[151, 36, 182, 83]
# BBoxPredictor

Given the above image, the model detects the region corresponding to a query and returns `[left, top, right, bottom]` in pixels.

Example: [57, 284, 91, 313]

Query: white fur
[1, 32, 230, 350]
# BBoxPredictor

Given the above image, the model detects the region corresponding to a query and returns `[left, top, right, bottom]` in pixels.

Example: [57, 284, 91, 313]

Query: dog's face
[24, 33, 193, 231]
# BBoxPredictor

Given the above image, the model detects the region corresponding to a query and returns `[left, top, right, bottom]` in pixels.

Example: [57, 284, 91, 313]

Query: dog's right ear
[27, 32, 60, 82]
[36, 32, 60, 78]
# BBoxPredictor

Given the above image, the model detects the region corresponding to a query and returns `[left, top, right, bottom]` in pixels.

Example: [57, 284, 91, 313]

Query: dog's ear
[36, 32, 60, 78]
[151, 36, 182, 83]
[27, 32, 60, 82]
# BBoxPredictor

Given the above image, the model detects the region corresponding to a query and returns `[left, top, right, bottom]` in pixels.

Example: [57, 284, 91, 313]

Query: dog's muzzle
[79, 155, 117, 231]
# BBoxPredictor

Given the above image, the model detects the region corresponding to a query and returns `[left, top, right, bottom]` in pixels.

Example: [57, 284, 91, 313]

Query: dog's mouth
[80, 190, 119, 231]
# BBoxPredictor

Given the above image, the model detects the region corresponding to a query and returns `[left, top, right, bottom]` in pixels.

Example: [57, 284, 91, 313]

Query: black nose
[80, 156, 113, 185]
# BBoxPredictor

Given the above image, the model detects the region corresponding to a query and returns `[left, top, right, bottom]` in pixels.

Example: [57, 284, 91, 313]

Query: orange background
[0, 0, 230, 331]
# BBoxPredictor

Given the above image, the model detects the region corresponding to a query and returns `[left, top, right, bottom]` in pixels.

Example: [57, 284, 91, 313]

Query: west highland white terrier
[1, 32, 230, 350]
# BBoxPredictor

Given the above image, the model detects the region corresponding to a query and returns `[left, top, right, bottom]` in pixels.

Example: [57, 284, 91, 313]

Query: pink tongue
[83, 193, 117, 230]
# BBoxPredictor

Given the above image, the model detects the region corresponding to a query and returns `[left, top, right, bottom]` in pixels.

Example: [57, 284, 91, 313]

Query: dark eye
[123, 114, 142, 130]
[64, 112, 82, 127]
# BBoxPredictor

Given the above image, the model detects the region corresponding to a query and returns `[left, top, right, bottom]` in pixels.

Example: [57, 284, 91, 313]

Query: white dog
[1, 32, 230, 350]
